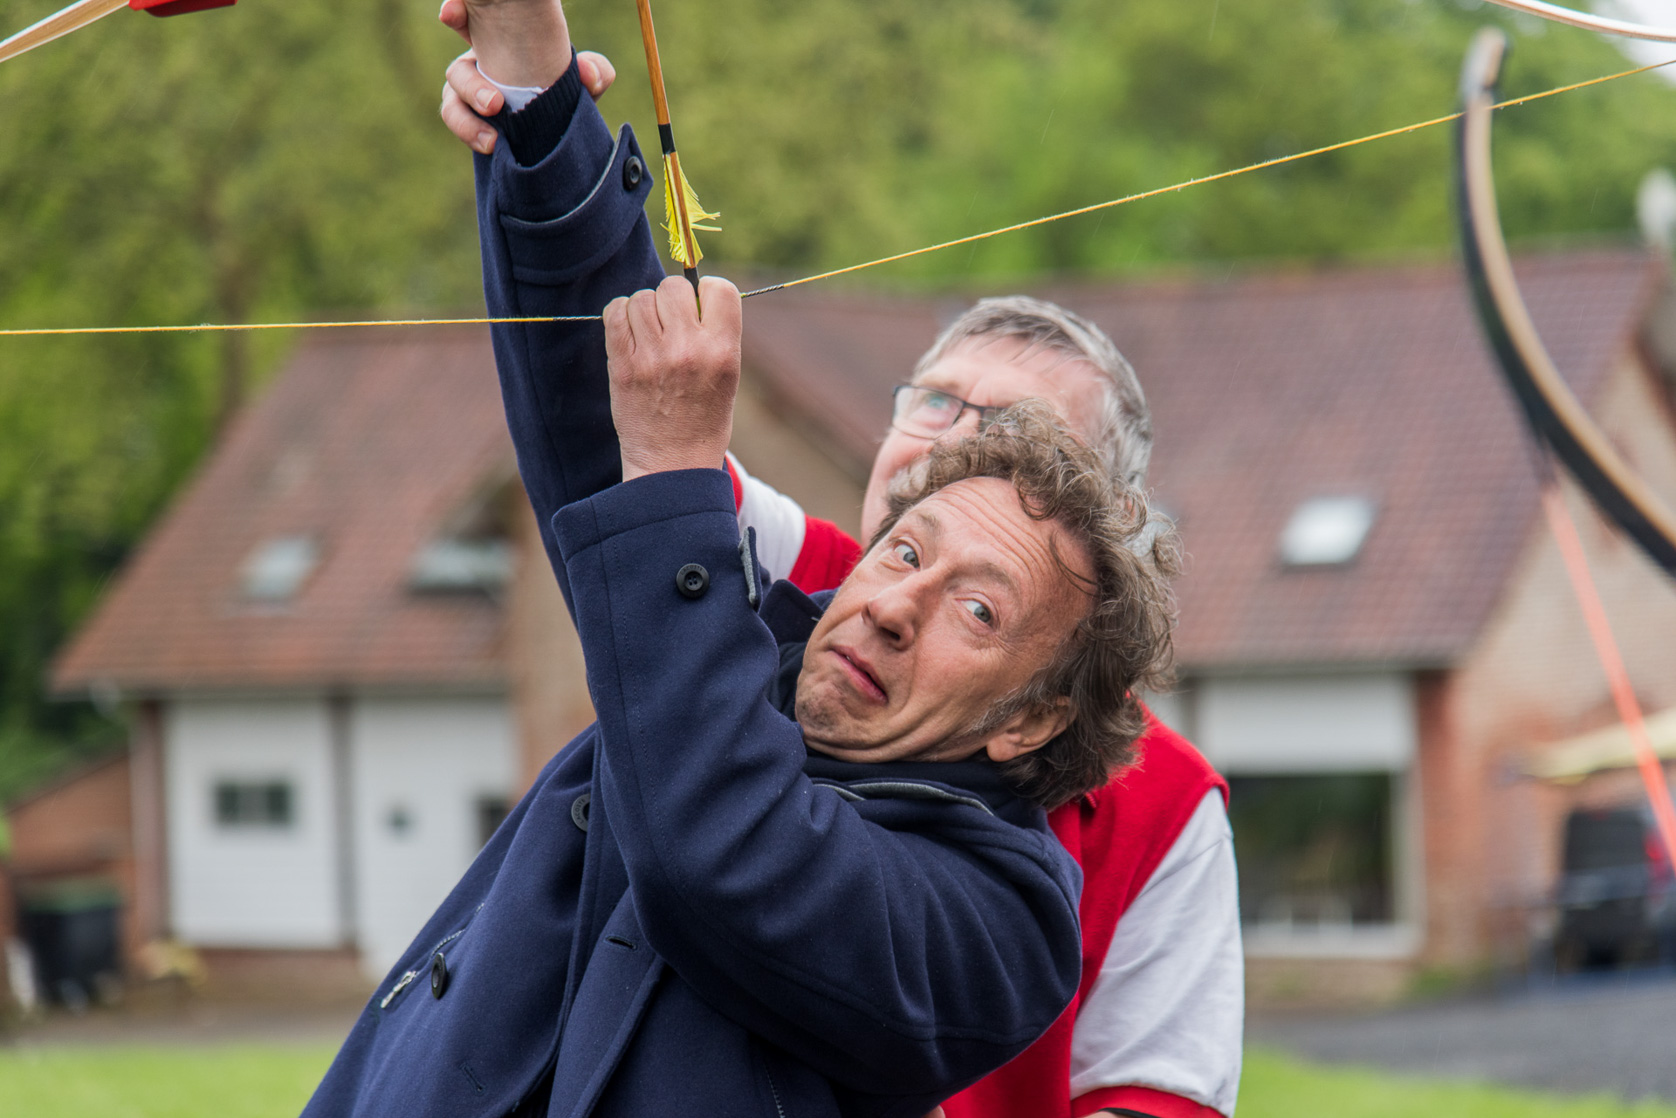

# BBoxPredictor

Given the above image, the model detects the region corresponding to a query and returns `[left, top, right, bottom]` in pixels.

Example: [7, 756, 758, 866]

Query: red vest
[941, 718, 1226, 1118]
[779, 512, 1226, 1117]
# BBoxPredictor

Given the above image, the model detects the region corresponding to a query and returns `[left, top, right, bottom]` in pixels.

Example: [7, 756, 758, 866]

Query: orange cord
[1540, 483, 1676, 869]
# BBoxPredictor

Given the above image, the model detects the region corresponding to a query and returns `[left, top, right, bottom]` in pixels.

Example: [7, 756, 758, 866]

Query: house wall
[350, 696, 515, 977]
[130, 701, 168, 950]
[165, 698, 342, 948]
[160, 693, 516, 982]
[508, 497, 597, 795]
[1435, 352, 1676, 968]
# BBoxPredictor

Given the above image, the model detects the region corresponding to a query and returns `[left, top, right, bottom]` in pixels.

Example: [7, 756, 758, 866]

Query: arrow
[635, 0, 719, 308]
[1, 0, 235, 68]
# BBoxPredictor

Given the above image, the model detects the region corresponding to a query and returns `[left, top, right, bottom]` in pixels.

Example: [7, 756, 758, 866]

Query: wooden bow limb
[1, 0, 233, 67]
[1483, 0, 1676, 43]
[1456, 27, 1676, 576]
[0, 0, 126, 66]
[1455, 25, 1676, 876]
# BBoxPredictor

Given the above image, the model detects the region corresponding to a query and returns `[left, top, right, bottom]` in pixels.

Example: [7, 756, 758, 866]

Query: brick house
[27, 246, 1676, 999]
[740, 247, 1676, 997]
[33, 324, 856, 990]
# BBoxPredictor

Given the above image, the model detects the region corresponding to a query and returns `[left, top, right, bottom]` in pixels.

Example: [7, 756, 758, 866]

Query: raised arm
[451, 0, 666, 612]
[550, 281, 1082, 1095]
[556, 469, 1080, 1094]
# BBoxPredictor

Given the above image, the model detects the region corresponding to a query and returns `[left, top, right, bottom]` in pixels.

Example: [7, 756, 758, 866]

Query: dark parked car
[1552, 805, 1676, 970]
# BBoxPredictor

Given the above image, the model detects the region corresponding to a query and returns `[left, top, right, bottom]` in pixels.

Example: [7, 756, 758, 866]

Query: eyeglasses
[890, 385, 1007, 439]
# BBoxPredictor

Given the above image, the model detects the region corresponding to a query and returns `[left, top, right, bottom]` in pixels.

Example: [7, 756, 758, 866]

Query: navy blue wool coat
[300, 72, 1082, 1118]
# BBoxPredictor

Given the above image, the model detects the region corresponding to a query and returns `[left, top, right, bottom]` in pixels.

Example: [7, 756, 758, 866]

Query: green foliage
[0, 0, 481, 797]
[572, 0, 1676, 280]
[3, 0, 1676, 798]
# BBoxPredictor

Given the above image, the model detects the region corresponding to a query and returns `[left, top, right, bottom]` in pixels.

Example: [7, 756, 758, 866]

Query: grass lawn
[1239, 1050, 1676, 1118]
[1, 1044, 1674, 1117]
[0, 1043, 336, 1118]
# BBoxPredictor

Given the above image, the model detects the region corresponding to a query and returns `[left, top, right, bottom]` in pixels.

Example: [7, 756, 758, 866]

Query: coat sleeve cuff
[492, 51, 585, 167]
[486, 111, 655, 287]
[484, 75, 653, 223]
[551, 468, 737, 560]
[1074, 1085, 1227, 1118]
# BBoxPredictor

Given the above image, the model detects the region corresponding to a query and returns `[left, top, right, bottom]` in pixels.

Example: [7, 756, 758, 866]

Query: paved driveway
[1252, 970, 1676, 1103]
[2, 997, 361, 1049]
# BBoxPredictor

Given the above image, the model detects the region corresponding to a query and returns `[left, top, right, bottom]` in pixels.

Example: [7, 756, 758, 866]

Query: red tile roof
[54, 327, 514, 696]
[742, 249, 1665, 669]
[58, 250, 1662, 695]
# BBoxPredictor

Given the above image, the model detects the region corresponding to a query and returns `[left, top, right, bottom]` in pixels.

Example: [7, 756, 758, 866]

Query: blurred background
[4, 0, 1676, 1114]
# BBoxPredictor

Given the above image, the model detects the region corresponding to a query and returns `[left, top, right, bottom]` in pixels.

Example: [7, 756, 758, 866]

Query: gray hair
[913, 296, 1152, 488]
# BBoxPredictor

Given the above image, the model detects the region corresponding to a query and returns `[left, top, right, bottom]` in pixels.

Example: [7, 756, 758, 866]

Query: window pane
[1227, 772, 1393, 927]
[213, 780, 296, 828]
[477, 796, 510, 848]
[215, 784, 242, 826]
[263, 783, 293, 826]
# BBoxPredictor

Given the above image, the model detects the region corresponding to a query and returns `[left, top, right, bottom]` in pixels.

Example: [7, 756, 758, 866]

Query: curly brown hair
[869, 400, 1179, 811]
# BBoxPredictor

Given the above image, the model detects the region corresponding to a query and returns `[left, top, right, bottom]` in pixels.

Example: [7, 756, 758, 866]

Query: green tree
[0, 0, 481, 799]
[569, 0, 1676, 278]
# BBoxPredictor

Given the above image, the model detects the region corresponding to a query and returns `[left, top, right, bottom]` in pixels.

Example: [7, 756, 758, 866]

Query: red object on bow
[130, 0, 236, 16]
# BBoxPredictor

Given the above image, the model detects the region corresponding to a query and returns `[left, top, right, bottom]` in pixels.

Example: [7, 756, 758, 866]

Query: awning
[1527, 707, 1676, 782]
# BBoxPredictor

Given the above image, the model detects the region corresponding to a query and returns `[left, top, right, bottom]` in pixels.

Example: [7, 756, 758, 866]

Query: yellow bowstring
[3, 56, 1670, 339]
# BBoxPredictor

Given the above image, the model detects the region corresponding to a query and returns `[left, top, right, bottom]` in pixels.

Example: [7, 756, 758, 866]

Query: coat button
[623, 155, 645, 189]
[430, 952, 450, 999]
[676, 563, 709, 599]
[571, 792, 590, 832]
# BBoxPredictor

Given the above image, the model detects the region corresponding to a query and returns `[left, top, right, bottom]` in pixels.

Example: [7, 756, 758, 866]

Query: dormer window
[1280, 497, 1375, 567]
[409, 539, 511, 593]
[241, 536, 319, 601]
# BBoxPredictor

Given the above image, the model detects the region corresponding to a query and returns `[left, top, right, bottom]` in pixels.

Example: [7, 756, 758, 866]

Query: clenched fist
[604, 277, 744, 483]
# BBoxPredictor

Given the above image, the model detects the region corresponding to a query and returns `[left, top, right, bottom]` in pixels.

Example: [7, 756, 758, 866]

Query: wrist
[467, 1, 571, 89]
[620, 451, 728, 484]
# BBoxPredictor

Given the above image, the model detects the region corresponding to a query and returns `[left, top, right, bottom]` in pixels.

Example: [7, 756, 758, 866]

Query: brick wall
[507, 489, 598, 795]
[1427, 351, 1676, 967]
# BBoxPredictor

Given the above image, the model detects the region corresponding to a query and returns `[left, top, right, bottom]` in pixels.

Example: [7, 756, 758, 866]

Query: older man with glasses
[436, 2, 1242, 1115]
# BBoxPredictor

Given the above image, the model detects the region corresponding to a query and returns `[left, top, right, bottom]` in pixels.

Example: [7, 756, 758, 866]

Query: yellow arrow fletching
[662, 154, 719, 268]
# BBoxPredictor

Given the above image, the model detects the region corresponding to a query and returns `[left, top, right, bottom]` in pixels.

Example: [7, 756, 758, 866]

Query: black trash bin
[18, 878, 123, 1008]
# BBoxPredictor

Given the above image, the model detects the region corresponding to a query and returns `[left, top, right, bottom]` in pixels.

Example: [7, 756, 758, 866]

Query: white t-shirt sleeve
[1069, 789, 1245, 1116]
[482, 70, 547, 114]
[725, 453, 808, 585]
